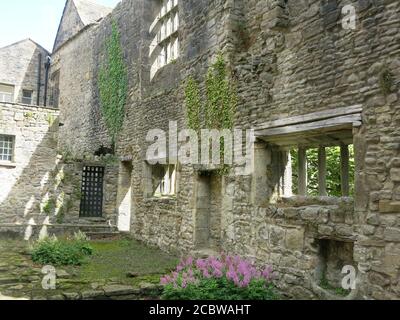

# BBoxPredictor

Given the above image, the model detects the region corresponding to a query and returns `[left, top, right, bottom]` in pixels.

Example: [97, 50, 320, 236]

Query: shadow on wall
[0, 119, 60, 230]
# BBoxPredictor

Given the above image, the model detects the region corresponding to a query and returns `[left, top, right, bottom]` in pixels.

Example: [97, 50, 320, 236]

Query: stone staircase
[0, 223, 120, 240]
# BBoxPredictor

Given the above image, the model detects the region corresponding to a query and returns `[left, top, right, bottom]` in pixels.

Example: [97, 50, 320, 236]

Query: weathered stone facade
[49, 0, 400, 299]
[0, 103, 59, 223]
[1, 0, 399, 299]
[0, 39, 51, 107]
[0, 102, 118, 238]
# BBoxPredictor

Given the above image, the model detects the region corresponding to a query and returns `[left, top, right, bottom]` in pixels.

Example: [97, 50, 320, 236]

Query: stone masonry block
[390, 168, 400, 182]
[379, 200, 400, 214]
[285, 228, 305, 251]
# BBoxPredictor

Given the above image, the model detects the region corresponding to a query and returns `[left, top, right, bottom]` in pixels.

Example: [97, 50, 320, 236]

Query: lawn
[74, 237, 179, 286]
[0, 236, 179, 299]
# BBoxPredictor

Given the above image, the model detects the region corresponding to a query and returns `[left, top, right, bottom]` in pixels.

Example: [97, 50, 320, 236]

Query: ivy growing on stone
[379, 68, 394, 96]
[184, 54, 237, 175]
[184, 76, 202, 132]
[98, 20, 128, 146]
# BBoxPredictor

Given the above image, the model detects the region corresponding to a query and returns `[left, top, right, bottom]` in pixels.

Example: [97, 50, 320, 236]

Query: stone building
[0, 39, 52, 107]
[0, 40, 59, 236]
[1, 0, 400, 299]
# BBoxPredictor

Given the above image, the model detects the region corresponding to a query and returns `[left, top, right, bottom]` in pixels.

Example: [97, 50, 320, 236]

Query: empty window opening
[0, 84, 14, 103]
[117, 161, 133, 232]
[149, 0, 180, 79]
[22, 89, 33, 105]
[0, 135, 15, 162]
[80, 166, 105, 217]
[147, 164, 177, 197]
[315, 239, 354, 296]
[290, 145, 355, 197]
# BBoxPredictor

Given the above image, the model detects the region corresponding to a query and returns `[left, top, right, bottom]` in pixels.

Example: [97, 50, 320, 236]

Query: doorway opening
[117, 161, 133, 232]
[194, 171, 222, 251]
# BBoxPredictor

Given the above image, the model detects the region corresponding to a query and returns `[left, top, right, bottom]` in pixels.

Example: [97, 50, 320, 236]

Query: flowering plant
[161, 254, 278, 300]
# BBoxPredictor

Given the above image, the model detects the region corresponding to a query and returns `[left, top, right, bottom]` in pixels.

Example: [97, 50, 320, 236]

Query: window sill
[278, 195, 354, 207]
[145, 195, 177, 202]
[0, 162, 16, 168]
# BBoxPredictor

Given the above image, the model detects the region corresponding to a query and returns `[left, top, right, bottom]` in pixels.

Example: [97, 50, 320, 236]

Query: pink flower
[203, 269, 212, 278]
[262, 266, 273, 281]
[160, 277, 168, 285]
[182, 280, 187, 288]
[196, 259, 207, 269]
[186, 257, 194, 266]
[213, 269, 223, 278]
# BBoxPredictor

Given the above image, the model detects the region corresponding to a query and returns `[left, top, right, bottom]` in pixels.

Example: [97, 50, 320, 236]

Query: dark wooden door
[80, 166, 105, 217]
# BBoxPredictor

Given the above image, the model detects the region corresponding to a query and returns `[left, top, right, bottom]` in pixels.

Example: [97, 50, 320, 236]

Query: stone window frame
[253, 105, 362, 201]
[21, 89, 33, 105]
[281, 143, 353, 198]
[149, 0, 180, 80]
[0, 134, 16, 164]
[144, 161, 178, 198]
[0, 83, 15, 103]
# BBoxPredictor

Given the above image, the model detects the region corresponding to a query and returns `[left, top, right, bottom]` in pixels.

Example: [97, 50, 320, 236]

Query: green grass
[75, 238, 178, 285]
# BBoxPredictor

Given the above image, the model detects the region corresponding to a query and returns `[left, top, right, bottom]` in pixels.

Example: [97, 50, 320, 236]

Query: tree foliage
[291, 145, 355, 197]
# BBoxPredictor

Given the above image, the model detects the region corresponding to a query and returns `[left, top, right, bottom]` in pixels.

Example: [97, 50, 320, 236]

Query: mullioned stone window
[0, 135, 15, 163]
[0, 84, 14, 103]
[149, 0, 179, 80]
[254, 106, 361, 202]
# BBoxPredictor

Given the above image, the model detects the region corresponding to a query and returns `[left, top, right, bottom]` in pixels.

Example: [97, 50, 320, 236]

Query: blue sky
[0, 0, 121, 52]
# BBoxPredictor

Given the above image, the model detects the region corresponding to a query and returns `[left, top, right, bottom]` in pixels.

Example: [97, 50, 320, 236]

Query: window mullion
[298, 147, 307, 196]
[318, 146, 327, 196]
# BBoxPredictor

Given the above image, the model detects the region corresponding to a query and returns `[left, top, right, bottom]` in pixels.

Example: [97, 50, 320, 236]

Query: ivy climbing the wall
[98, 21, 128, 146]
[184, 54, 237, 174]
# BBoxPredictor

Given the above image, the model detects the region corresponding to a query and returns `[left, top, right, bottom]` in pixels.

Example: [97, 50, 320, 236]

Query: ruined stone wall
[54, 0, 400, 299]
[0, 103, 59, 225]
[222, 0, 400, 299]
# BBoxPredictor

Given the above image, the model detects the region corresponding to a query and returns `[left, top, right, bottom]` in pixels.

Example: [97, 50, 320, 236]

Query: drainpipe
[44, 56, 51, 107]
[36, 53, 42, 106]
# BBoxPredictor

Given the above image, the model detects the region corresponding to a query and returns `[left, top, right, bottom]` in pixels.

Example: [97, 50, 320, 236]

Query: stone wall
[225, 0, 400, 300]
[52, 23, 111, 158]
[0, 103, 59, 225]
[0, 103, 118, 238]
[53, 0, 400, 299]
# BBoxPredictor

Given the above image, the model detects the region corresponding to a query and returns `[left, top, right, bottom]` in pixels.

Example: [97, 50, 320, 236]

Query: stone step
[85, 232, 121, 240]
